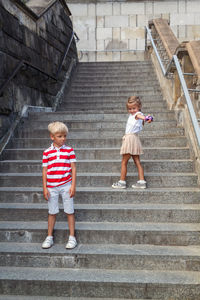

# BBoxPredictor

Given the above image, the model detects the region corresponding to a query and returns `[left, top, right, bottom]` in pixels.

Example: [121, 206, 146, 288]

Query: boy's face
[50, 132, 67, 148]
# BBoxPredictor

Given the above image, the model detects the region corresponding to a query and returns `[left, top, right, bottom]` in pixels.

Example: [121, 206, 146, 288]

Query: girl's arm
[42, 167, 50, 200]
[136, 113, 153, 123]
[69, 162, 76, 198]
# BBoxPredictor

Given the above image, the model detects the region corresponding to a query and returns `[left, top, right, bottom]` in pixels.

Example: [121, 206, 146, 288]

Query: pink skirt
[120, 133, 143, 155]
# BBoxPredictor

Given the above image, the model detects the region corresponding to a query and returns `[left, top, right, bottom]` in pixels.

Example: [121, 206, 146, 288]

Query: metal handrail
[145, 25, 200, 147]
[0, 30, 79, 96]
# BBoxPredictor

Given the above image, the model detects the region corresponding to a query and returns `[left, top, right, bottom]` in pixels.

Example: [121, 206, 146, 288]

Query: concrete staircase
[0, 60, 200, 299]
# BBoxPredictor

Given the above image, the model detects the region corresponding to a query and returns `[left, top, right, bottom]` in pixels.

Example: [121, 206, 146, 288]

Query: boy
[42, 121, 77, 249]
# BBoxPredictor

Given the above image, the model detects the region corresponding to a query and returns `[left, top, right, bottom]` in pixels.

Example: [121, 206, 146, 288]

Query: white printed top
[125, 112, 144, 134]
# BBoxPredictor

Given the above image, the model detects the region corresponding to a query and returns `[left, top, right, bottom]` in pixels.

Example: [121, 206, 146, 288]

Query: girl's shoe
[66, 236, 77, 249]
[112, 181, 126, 189]
[132, 181, 147, 189]
[42, 236, 54, 249]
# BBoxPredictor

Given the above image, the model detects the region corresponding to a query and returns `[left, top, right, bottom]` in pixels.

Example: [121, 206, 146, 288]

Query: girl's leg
[132, 155, 144, 181]
[120, 154, 131, 181]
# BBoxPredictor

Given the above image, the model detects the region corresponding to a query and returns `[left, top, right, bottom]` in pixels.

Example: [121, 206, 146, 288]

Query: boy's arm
[69, 162, 76, 198]
[42, 167, 50, 201]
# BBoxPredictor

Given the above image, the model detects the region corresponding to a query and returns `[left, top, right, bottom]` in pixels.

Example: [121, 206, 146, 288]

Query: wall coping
[13, 0, 71, 20]
[186, 41, 200, 79]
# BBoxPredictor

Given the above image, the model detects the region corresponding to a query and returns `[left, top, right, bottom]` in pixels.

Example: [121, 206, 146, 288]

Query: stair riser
[1, 279, 200, 299]
[28, 112, 176, 121]
[1, 208, 200, 223]
[67, 91, 162, 97]
[71, 81, 160, 86]
[61, 104, 166, 110]
[0, 161, 194, 173]
[2, 149, 190, 160]
[0, 228, 200, 246]
[23, 121, 175, 131]
[1, 253, 199, 271]
[1, 190, 199, 204]
[0, 174, 197, 188]
[7, 137, 187, 148]
[65, 95, 165, 101]
[15, 128, 185, 138]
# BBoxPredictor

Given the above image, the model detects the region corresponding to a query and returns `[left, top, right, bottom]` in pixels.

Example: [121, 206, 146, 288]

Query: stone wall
[0, 0, 78, 139]
[67, 0, 200, 62]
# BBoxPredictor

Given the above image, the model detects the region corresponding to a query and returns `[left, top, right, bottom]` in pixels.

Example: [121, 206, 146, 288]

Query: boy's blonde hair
[48, 122, 68, 135]
[126, 96, 142, 111]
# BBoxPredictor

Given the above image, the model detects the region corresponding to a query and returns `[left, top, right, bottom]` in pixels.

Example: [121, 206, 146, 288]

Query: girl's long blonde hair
[126, 96, 142, 111]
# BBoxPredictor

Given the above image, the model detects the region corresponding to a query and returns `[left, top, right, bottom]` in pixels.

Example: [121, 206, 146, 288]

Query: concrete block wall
[68, 0, 200, 62]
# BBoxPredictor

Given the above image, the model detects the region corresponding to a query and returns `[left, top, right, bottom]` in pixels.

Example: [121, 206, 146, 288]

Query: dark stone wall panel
[0, 0, 78, 139]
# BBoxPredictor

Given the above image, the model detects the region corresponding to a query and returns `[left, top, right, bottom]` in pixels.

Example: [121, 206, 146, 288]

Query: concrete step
[1, 242, 200, 271]
[67, 90, 162, 97]
[68, 86, 161, 92]
[61, 103, 167, 111]
[15, 128, 185, 138]
[72, 78, 159, 85]
[23, 120, 175, 131]
[0, 267, 200, 299]
[1, 203, 200, 223]
[0, 296, 156, 300]
[0, 187, 199, 204]
[1, 221, 200, 246]
[0, 172, 197, 188]
[28, 111, 176, 121]
[63, 94, 164, 101]
[7, 136, 188, 148]
[2, 147, 191, 160]
[0, 159, 194, 173]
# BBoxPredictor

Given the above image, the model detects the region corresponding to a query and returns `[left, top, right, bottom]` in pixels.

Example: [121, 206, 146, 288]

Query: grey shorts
[48, 182, 74, 215]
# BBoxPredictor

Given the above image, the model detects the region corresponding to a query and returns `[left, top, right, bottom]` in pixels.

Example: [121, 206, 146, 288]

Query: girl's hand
[69, 185, 76, 198]
[145, 115, 153, 123]
[43, 188, 50, 201]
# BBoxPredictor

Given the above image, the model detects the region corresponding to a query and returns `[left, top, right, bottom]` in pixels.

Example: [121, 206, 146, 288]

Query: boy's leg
[48, 214, 56, 236]
[67, 213, 75, 236]
[42, 187, 59, 249]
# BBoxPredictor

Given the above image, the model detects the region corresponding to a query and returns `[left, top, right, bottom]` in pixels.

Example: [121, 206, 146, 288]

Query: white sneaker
[132, 181, 147, 189]
[66, 236, 77, 249]
[42, 236, 54, 249]
[112, 181, 126, 189]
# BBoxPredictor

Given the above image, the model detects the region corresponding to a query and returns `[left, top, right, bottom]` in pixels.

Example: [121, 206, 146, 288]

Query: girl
[112, 96, 153, 189]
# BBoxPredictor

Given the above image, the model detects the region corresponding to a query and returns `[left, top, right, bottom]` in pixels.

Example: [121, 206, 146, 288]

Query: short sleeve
[69, 148, 76, 163]
[42, 151, 48, 167]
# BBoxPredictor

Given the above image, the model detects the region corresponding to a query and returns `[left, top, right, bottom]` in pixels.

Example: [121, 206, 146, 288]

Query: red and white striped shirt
[42, 144, 76, 188]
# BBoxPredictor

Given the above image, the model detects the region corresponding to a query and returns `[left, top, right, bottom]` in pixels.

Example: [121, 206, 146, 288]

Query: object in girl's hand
[145, 115, 153, 122]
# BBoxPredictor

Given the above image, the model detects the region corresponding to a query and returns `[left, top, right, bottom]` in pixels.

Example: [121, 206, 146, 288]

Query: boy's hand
[43, 188, 50, 201]
[69, 185, 76, 198]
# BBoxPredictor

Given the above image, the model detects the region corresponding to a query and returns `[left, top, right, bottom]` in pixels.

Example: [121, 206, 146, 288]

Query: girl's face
[127, 103, 140, 115]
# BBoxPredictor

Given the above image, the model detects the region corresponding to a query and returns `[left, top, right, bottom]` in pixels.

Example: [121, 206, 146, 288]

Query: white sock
[119, 180, 126, 184]
[48, 236, 53, 239]
[138, 180, 146, 183]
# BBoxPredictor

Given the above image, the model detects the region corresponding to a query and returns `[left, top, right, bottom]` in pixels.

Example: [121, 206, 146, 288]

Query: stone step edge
[0, 172, 197, 177]
[0, 242, 200, 258]
[4, 146, 189, 150]
[0, 266, 200, 284]
[0, 187, 199, 192]
[1, 221, 200, 232]
[0, 296, 146, 300]
[1, 203, 200, 210]
[0, 159, 193, 163]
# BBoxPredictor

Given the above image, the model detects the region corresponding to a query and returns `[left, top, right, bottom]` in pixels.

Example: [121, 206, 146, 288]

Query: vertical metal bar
[145, 26, 166, 75]
[173, 55, 200, 146]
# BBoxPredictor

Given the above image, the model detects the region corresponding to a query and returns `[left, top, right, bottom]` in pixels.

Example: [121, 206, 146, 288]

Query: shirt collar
[50, 143, 65, 150]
